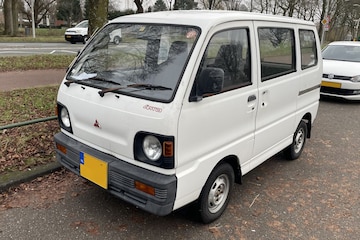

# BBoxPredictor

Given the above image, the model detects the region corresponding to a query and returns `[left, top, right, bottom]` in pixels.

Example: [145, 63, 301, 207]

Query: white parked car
[321, 41, 360, 100]
[64, 20, 88, 44]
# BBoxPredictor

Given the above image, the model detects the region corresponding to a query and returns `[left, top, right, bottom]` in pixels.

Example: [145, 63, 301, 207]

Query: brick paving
[0, 69, 66, 91]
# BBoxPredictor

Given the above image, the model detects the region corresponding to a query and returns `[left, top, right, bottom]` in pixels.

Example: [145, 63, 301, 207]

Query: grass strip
[0, 55, 75, 72]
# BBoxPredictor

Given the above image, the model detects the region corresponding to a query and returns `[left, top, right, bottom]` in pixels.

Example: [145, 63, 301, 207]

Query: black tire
[113, 36, 121, 45]
[83, 36, 88, 44]
[198, 163, 234, 224]
[284, 120, 307, 160]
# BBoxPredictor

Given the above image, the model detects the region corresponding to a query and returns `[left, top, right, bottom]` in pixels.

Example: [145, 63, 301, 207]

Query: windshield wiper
[64, 76, 122, 87]
[98, 83, 172, 97]
[128, 83, 172, 91]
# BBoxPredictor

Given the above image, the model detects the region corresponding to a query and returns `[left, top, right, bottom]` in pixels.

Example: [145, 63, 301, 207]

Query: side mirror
[200, 67, 224, 94]
[190, 67, 224, 102]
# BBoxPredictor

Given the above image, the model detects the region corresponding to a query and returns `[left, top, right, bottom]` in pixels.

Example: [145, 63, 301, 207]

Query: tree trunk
[4, 0, 19, 36]
[11, 0, 19, 36]
[88, 0, 109, 36]
[3, 0, 12, 35]
[134, 0, 144, 13]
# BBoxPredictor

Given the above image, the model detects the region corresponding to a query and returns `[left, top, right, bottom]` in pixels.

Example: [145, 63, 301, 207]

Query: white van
[55, 10, 322, 223]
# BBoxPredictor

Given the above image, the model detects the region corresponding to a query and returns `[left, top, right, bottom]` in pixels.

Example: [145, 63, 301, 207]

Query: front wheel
[198, 163, 234, 223]
[83, 36, 89, 44]
[284, 120, 307, 160]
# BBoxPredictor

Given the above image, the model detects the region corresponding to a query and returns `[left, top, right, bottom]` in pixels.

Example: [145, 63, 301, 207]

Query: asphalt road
[0, 98, 359, 240]
[0, 42, 83, 56]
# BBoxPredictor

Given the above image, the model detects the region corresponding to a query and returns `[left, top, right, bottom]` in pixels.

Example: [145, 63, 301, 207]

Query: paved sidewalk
[0, 69, 66, 91]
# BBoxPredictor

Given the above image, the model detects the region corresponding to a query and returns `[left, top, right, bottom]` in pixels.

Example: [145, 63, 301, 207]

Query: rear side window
[258, 27, 296, 81]
[299, 29, 318, 69]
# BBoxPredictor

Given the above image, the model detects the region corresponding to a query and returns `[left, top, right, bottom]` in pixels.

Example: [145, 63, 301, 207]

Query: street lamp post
[321, 0, 330, 45]
[31, 0, 36, 38]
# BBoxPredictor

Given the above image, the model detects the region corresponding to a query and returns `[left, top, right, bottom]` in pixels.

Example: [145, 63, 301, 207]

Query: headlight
[351, 75, 360, 82]
[143, 135, 162, 161]
[57, 103, 73, 133]
[60, 107, 71, 128]
[134, 132, 175, 169]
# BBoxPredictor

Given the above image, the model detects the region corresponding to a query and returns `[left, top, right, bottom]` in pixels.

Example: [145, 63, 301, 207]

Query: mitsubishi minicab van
[54, 10, 322, 223]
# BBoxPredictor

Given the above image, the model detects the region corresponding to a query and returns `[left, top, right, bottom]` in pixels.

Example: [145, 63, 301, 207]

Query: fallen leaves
[0, 121, 59, 174]
[0, 169, 88, 211]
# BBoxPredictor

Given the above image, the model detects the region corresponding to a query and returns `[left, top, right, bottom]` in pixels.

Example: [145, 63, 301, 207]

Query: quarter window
[258, 28, 296, 81]
[299, 29, 318, 69]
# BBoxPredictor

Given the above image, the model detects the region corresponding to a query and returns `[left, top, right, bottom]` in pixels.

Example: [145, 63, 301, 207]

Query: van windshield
[67, 23, 200, 102]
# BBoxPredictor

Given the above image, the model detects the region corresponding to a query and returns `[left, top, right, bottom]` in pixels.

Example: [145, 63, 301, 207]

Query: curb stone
[0, 161, 62, 192]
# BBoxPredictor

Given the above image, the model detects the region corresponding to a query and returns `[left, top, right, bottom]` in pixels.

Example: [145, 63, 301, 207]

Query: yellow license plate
[80, 152, 108, 189]
[321, 81, 341, 88]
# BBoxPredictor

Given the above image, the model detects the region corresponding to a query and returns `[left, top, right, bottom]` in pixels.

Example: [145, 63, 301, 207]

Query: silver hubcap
[208, 174, 230, 213]
[294, 128, 305, 153]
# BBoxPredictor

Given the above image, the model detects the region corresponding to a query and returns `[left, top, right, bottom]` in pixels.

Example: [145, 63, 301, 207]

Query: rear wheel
[198, 163, 234, 223]
[284, 120, 307, 160]
[113, 36, 121, 45]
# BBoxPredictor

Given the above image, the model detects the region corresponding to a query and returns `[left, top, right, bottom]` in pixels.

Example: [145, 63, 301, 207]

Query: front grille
[323, 74, 352, 81]
[321, 86, 360, 95]
[109, 170, 168, 200]
[109, 170, 134, 189]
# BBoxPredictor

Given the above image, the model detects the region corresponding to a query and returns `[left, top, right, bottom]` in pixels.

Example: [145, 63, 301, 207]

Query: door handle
[248, 95, 257, 102]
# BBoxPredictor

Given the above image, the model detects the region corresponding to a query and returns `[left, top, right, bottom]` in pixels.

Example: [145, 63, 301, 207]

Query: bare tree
[198, 0, 224, 9]
[22, 0, 56, 27]
[223, 0, 245, 10]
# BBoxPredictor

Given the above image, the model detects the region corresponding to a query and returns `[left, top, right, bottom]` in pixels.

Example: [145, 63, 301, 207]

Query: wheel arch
[301, 112, 312, 138]
[214, 155, 242, 184]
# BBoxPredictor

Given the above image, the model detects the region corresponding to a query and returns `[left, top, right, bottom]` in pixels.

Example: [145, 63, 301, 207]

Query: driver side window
[192, 28, 251, 98]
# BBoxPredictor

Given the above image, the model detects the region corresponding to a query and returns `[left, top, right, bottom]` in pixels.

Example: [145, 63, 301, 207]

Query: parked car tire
[83, 35, 89, 44]
[198, 163, 234, 223]
[113, 36, 121, 45]
[284, 120, 307, 160]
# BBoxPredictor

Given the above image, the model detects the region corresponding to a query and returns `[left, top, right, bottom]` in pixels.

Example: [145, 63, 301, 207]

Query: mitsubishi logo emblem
[93, 119, 101, 128]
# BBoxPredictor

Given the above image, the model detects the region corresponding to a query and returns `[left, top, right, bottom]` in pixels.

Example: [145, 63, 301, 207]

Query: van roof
[111, 10, 315, 28]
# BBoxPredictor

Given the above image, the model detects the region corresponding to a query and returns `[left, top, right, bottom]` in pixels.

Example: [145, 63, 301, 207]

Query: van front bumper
[54, 132, 177, 216]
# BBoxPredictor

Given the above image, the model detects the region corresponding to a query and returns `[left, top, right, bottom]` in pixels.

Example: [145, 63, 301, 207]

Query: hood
[323, 59, 360, 77]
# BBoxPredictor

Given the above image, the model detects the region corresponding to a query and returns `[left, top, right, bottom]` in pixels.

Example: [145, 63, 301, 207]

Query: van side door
[176, 22, 258, 200]
[252, 22, 298, 163]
